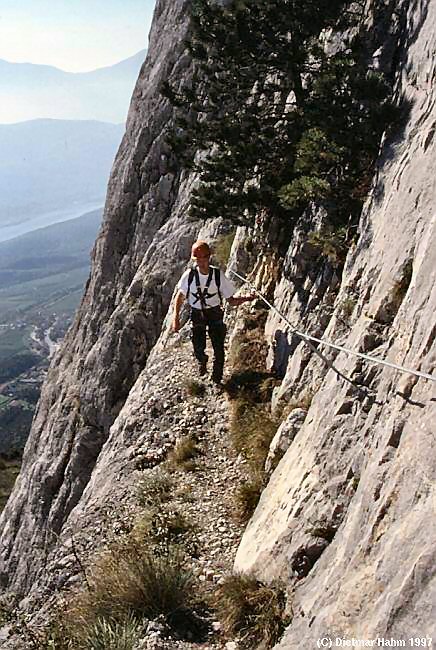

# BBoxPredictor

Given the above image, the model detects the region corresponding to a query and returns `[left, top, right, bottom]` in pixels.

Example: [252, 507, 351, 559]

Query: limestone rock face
[234, 0, 436, 643]
[264, 408, 307, 475]
[0, 0, 200, 593]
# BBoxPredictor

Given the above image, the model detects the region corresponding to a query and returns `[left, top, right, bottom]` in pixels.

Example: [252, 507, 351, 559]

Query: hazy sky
[0, 0, 156, 72]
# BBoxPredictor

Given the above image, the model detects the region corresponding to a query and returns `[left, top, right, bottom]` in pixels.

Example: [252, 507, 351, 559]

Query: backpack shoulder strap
[187, 268, 195, 300]
[213, 267, 222, 305]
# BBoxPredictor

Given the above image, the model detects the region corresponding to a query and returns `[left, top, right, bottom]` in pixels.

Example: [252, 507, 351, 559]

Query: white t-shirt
[178, 266, 236, 309]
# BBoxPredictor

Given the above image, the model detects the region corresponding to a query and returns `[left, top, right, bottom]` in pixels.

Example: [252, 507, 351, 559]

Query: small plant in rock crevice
[373, 259, 414, 325]
[136, 467, 173, 508]
[339, 296, 357, 321]
[166, 434, 201, 471]
[183, 378, 206, 397]
[275, 390, 314, 423]
[389, 259, 413, 317]
[213, 231, 236, 268]
[134, 504, 199, 558]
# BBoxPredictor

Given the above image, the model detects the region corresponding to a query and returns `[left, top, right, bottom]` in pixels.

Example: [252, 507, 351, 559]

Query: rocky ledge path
[56, 325, 248, 650]
[129, 327, 248, 649]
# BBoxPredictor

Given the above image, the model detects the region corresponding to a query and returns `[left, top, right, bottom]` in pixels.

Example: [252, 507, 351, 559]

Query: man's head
[191, 240, 211, 273]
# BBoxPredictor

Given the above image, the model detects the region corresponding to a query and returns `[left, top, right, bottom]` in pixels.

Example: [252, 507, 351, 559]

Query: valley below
[0, 209, 102, 509]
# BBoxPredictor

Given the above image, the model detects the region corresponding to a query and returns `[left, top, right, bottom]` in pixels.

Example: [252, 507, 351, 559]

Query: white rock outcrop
[234, 0, 436, 643]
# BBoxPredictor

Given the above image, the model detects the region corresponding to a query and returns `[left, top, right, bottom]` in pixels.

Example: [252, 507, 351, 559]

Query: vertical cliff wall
[234, 0, 436, 643]
[0, 0, 202, 593]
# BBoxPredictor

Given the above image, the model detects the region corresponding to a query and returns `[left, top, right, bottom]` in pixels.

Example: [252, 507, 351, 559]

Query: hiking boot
[212, 361, 223, 384]
[211, 375, 223, 392]
[198, 355, 208, 377]
[211, 372, 223, 385]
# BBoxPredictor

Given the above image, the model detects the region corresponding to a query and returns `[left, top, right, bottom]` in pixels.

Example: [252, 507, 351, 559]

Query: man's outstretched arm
[227, 294, 256, 307]
[172, 291, 186, 332]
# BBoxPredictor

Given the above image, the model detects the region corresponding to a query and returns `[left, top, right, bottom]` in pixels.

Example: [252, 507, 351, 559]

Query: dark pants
[191, 306, 226, 380]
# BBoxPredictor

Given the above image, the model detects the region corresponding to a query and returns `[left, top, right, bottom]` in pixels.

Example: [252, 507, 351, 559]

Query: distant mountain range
[0, 50, 146, 123]
[0, 209, 102, 291]
[0, 119, 124, 235]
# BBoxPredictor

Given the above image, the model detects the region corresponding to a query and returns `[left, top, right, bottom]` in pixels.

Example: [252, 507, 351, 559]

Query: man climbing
[172, 240, 255, 383]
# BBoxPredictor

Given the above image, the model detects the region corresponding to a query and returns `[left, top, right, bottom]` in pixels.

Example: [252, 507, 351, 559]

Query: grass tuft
[214, 573, 290, 649]
[225, 311, 280, 521]
[230, 400, 277, 465]
[83, 613, 143, 650]
[62, 541, 196, 644]
[134, 505, 198, 557]
[234, 471, 266, 523]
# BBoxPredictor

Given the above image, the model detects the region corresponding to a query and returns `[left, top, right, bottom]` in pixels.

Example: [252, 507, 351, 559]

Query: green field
[0, 325, 31, 361]
[0, 266, 89, 323]
[44, 285, 86, 314]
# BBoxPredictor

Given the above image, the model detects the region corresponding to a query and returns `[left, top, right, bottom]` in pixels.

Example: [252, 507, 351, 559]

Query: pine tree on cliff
[163, 0, 396, 231]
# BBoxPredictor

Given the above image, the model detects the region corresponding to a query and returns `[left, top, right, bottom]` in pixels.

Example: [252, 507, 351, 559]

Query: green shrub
[279, 175, 331, 209]
[307, 227, 349, 267]
[214, 573, 290, 649]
